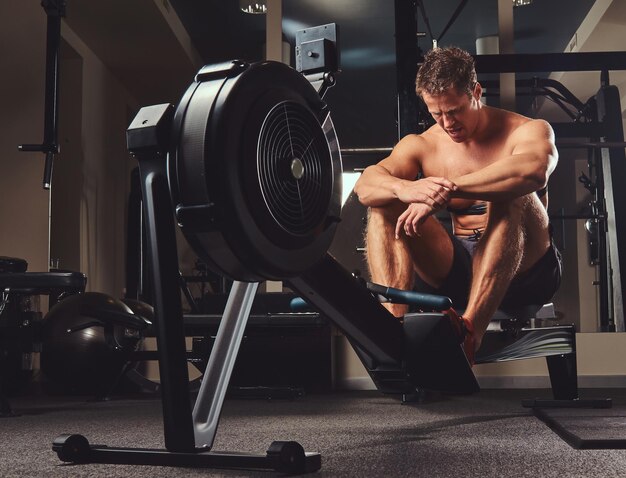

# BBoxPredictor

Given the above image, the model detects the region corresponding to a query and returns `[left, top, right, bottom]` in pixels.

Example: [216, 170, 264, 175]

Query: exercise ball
[121, 298, 154, 325]
[41, 292, 144, 397]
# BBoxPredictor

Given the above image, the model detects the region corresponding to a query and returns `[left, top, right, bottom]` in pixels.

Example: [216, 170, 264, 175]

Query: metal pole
[394, 0, 419, 138]
[18, 0, 65, 190]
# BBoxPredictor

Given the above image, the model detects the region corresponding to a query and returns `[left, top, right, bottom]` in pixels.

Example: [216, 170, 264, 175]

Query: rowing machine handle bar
[366, 282, 452, 310]
[289, 283, 452, 312]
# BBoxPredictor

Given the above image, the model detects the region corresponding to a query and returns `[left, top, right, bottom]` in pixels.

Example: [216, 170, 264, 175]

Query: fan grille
[257, 101, 332, 236]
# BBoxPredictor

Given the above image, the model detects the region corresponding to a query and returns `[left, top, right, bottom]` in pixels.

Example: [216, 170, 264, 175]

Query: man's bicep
[511, 121, 558, 164]
[511, 137, 555, 159]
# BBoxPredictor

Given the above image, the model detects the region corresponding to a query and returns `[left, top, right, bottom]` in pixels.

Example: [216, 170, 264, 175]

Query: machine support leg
[192, 281, 259, 449]
[546, 353, 579, 401]
[138, 159, 194, 452]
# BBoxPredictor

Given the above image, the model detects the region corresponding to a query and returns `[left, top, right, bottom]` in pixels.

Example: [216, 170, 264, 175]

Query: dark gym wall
[57, 1, 201, 297]
[282, 1, 398, 149]
[171, 0, 401, 151]
[42, 22, 140, 298]
[68, 40, 137, 297]
[0, 2, 50, 273]
[1, 2, 200, 300]
[50, 40, 83, 274]
[0, 3, 134, 298]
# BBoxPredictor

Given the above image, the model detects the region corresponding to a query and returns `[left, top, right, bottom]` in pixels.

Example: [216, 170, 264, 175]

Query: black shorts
[413, 229, 562, 311]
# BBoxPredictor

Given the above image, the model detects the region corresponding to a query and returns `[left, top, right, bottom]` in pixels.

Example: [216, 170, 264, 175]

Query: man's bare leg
[463, 194, 550, 350]
[366, 201, 454, 318]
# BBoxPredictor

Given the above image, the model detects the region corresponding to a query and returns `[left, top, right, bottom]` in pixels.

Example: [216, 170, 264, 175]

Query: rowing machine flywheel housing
[169, 60, 342, 282]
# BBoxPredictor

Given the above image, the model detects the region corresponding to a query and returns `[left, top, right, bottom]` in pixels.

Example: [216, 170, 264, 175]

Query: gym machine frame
[0, 267, 86, 417]
[473, 52, 626, 333]
[52, 103, 321, 473]
[52, 80, 583, 478]
[52, 99, 481, 476]
[50, 21, 603, 476]
[50, 26, 477, 471]
[54, 33, 593, 477]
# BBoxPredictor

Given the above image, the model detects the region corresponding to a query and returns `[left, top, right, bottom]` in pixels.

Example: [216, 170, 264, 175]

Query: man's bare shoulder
[420, 123, 448, 142]
[398, 131, 428, 146]
[508, 116, 555, 142]
[492, 106, 550, 133]
[376, 133, 433, 179]
[394, 125, 444, 155]
[391, 132, 431, 158]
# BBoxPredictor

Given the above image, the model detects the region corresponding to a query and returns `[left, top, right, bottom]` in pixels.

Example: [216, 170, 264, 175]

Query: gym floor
[2, 388, 626, 477]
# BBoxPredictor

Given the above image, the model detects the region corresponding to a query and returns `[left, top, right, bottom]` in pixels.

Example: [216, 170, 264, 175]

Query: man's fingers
[395, 210, 408, 239]
[429, 176, 458, 191]
[396, 203, 434, 238]
[423, 184, 451, 208]
[398, 207, 419, 238]
[406, 207, 425, 237]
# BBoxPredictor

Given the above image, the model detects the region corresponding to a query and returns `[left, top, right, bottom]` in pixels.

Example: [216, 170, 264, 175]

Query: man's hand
[393, 177, 456, 238]
[394, 177, 456, 207]
[397, 202, 441, 238]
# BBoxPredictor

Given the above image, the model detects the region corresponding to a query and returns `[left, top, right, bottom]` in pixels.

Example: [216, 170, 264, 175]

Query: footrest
[403, 312, 479, 394]
[476, 325, 575, 364]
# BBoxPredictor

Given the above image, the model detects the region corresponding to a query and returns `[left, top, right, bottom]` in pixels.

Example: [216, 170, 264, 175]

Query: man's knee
[481, 195, 550, 272]
[477, 197, 529, 256]
[367, 201, 406, 231]
[488, 195, 548, 236]
[487, 195, 528, 225]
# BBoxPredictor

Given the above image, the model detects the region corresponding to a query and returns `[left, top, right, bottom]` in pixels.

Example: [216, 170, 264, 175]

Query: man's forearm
[355, 166, 409, 207]
[451, 154, 548, 202]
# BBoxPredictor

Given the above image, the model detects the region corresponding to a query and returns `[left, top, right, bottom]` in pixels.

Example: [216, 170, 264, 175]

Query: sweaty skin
[354, 83, 558, 352]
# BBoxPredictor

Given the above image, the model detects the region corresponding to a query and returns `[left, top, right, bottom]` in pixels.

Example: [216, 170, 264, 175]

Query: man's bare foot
[459, 316, 476, 365]
[447, 309, 478, 365]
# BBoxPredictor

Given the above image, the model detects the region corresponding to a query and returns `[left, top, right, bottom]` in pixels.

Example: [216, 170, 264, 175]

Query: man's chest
[420, 140, 512, 178]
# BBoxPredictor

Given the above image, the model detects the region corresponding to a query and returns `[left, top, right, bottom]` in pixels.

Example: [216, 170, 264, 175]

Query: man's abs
[447, 199, 488, 239]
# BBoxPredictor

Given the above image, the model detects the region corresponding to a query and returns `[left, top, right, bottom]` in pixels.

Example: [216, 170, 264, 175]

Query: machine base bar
[52, 434, 320, 474]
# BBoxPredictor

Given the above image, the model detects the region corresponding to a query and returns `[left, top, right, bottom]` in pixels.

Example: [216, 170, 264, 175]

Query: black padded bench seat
[0, 272, 87, 295]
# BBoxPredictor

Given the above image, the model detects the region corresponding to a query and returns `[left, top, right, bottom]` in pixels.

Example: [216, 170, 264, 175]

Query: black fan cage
[256, 100, 333, 236]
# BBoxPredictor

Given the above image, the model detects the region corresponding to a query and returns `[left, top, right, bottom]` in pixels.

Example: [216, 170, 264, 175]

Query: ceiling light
[240, 0, 267, 14]
[512, 0, 533, 6]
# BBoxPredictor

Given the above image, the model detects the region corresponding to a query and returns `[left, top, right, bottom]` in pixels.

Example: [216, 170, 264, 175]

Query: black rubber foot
[52, 434, 92, 463]
[267, 441, 307, 473]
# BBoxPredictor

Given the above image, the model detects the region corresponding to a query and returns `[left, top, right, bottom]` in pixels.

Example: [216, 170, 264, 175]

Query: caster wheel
[52, 434, 91, 463]
[267, 440, 306, 473]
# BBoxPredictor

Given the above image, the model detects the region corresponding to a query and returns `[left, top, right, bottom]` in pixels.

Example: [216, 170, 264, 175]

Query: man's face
[422, 84, 481, 143]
